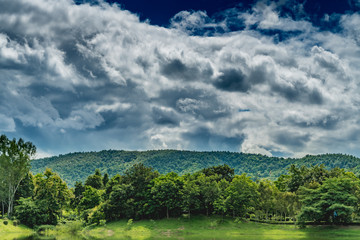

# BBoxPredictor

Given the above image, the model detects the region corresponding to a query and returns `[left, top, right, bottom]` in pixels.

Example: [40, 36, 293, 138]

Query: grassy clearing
[85, 215, 360, 240]
[0, 218, 33, 240]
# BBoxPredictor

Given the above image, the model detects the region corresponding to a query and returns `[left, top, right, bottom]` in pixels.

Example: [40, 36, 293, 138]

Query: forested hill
[30, 150, 360, 187]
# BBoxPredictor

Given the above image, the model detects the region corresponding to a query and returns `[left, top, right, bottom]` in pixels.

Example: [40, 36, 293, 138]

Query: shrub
[36, 225, 55, 235]
[13, 220, 20, 226]
[3, 220, 8, 225]
[125, 219, 133, 231]
[87, 205, 106, 225]
[55, 221, 84, 235]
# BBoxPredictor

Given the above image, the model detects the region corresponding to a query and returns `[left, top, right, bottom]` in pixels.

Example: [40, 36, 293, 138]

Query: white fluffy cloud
[1, 0, 360, 157]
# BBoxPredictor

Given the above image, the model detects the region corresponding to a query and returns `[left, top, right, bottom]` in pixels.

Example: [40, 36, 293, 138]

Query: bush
[87, 205, 106, 225]
[3, 220, 8, 225]
[15, 197, 56, 227]
[13, 220, 20, 226]
[55, 221, 84, 235]
[125, 219, 133, 231]
[36, 225, 55, 234]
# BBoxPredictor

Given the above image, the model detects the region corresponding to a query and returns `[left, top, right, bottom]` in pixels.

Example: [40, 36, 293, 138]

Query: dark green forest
[31, 150, 360, 187]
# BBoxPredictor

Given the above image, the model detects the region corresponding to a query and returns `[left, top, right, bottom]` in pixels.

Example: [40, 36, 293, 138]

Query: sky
[1, 0, 360, 159]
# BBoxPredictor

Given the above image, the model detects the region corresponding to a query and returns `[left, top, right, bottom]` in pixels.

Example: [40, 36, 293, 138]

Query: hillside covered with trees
[31, 150, 360, 187]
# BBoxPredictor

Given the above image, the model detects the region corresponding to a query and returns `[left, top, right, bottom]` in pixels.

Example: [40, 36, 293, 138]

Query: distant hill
[30, 150, 360, 187]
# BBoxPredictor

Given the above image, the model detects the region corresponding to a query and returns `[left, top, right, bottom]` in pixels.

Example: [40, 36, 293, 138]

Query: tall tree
[102, 173, 109, 187]
[0, 135, 36, 216]
[33, 168, 73, 224]
[78, 185, 101, 212]
[198, 174, 220, 216]
[151, 172, 183, 219]
[181, 176, 200, 218]
[226, 174, 259, 218]
[123, 163, 159, 218]
[85, 169, 104, 189]
[257, 180, 275, 220]
[201, 164, 234, 182]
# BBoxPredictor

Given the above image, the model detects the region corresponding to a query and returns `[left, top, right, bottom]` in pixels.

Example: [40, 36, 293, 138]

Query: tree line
[1, 135, 360, 228]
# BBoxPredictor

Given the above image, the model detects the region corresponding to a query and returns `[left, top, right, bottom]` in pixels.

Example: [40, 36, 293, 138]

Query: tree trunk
[7, 179, 22, 217]
[166, 207, 169, 219]
[1, 201, 4, 217]
[206, 207, 209, 216]
[8, 185, 12, 217]
[266, 210, 268, 220]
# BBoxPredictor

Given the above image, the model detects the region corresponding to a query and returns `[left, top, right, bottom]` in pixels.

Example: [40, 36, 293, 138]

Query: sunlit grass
[84, 215, 360, 240]
[0, 218, 33, 240]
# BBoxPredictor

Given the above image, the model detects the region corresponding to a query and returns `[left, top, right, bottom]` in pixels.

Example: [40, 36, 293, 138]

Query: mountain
[30, 150, 360, 187]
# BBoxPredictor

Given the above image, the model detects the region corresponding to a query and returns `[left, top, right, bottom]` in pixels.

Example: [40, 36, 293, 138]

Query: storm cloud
[1, 0, 360, 158]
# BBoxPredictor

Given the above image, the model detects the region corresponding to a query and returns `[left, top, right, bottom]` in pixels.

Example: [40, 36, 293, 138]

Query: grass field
[3, 215, 360, 240]
[0, 218, 33, 240]
[85, 215, 360, 240]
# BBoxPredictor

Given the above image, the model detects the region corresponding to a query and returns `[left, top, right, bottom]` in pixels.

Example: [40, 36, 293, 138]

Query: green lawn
[3, 216, 360, 240]
[84, 215, 360, 240]
[0, 218, 33, 240]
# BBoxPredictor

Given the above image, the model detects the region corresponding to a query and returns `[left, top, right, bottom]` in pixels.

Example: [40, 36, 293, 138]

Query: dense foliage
[31, 150, 360, 187]
[10, 162, 360, 227]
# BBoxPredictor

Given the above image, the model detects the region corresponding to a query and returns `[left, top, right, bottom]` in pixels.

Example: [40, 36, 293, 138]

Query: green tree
[15, 172, 35, 201]
[201, 164, 234, 182]
[103, 174, 122, 201]
[85, 169, 103, 189]
[181, 176, 200, 218]
[33, 168, 73, 224]
[78, 185, 101, 212]
[198, 174, 220, 216]
[226, 174, 259, 218]
[287, 165, 308, 192]
[123, 163, 159, 219]
[213, 179, 230, 218]
[274, 174, 290, 192]
[15, 197, 47, 228]
[151, 172, 183, 219]
[103, 184, 135, 220]
[72, 181, 85, 209]
[103, 173, 109, 187]
[0, 135, 36, 217]
[257, 180, 275, 220]
[298, 177, 360, 224]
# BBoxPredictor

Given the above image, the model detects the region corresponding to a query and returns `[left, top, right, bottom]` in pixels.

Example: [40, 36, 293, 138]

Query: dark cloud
[214, 65, 269, 93]
[61, 40, 110, 81]
[271, 82, 324, 105]
[273, 131, 311, 151]
[214, 69, 249, 92]
[151, 107, 179, 126]
[160, 58, 213, 81]
[182, 127, 245, 151]
[155, 88, 230, 119]
[287, 115, 340, 130]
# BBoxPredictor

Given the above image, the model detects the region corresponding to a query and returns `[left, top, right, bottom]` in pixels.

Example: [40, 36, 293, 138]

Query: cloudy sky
[1, 0, 360, 158]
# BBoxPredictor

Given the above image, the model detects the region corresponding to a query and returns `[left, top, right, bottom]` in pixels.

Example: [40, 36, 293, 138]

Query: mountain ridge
[30, 150, 360, 187]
